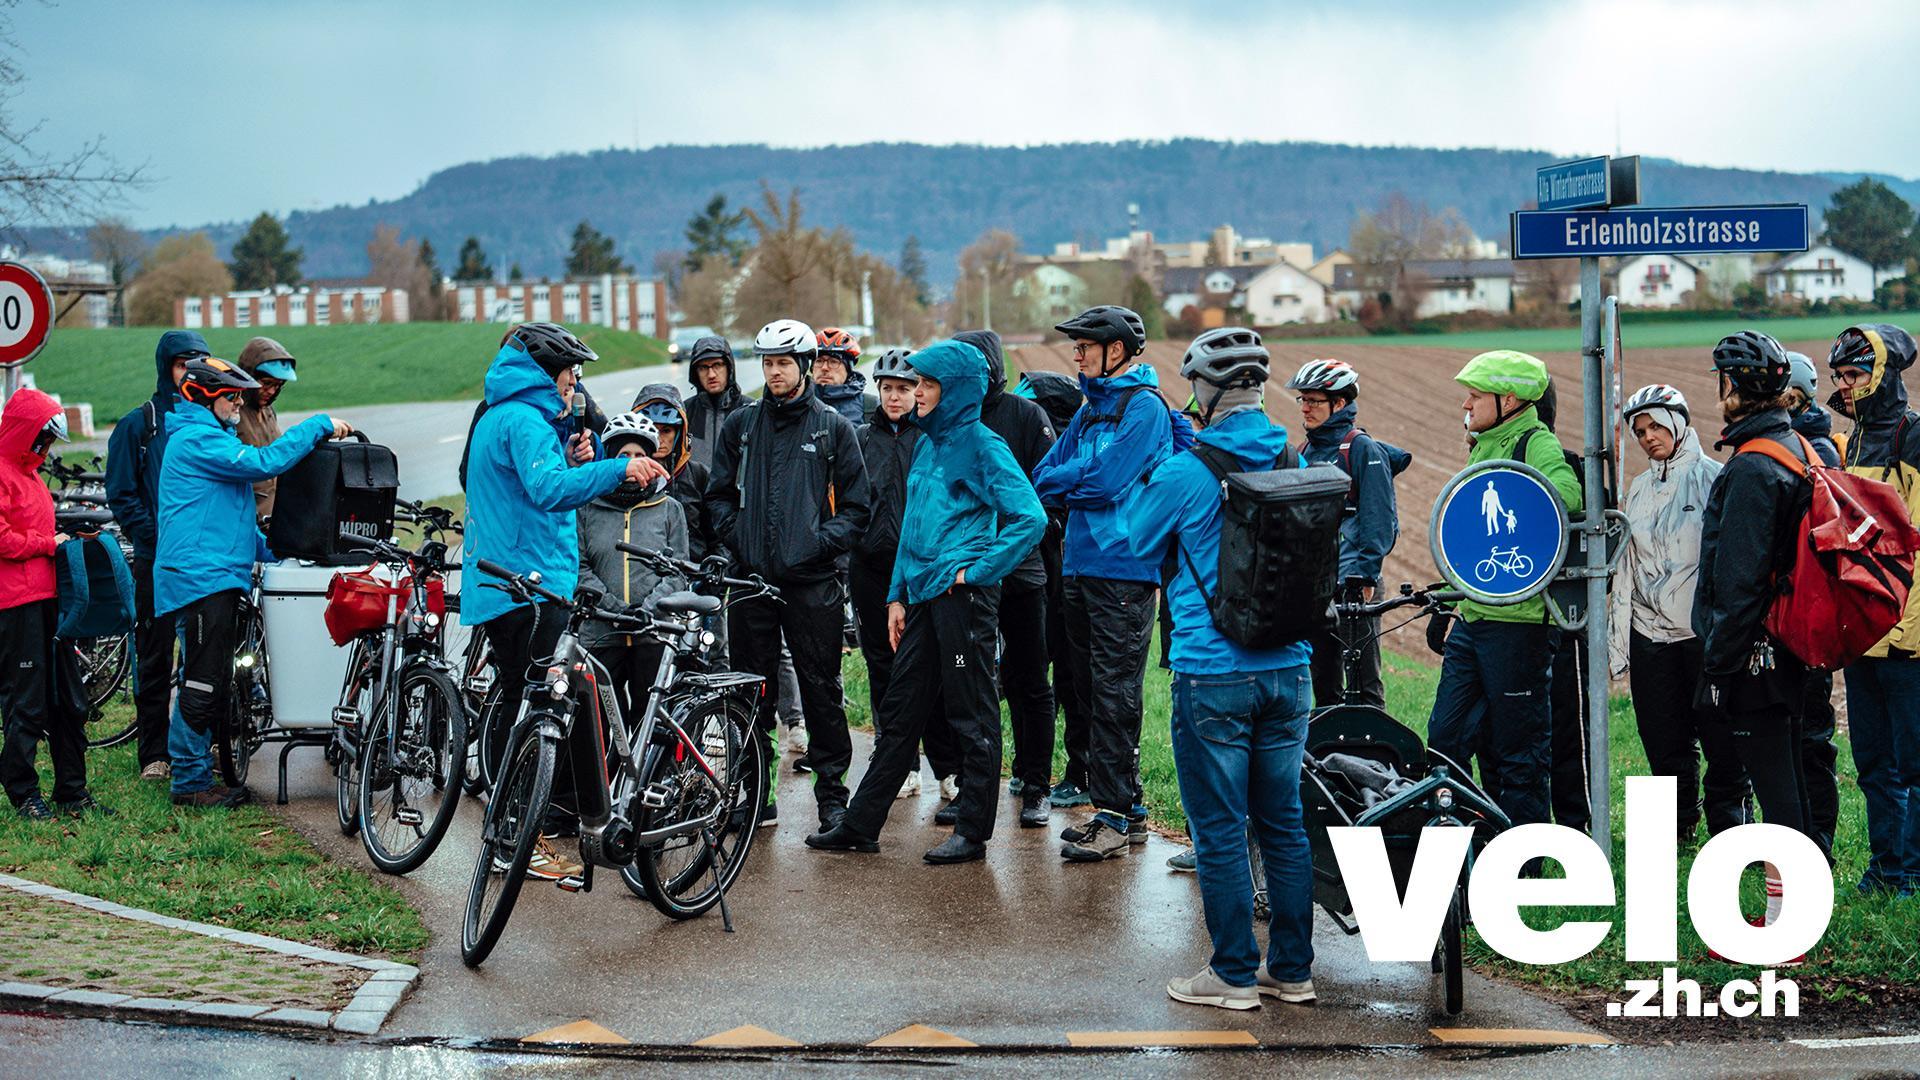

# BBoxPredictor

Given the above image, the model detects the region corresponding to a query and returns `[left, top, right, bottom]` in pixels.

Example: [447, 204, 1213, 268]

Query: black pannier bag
[266, 432, 399, 566]
[1176, 445, 1348, 648]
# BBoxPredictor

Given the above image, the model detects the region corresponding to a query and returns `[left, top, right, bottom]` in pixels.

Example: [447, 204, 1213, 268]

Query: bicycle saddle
[654, 591, 722, 617]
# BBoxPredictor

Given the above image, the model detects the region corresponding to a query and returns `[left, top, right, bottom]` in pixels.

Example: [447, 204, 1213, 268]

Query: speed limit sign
[0, 261, 54, 369]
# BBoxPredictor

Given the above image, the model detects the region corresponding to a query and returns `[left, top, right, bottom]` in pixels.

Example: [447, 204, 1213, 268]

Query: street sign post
[1510, 204, 1810, 260]
[0, 261, 55, 403]
[1535, 155, 1612, 212]
[1429, 461, 1571, 606]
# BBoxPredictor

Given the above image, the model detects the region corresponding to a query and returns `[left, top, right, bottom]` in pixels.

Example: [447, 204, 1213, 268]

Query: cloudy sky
[13, 0, 1918, 227]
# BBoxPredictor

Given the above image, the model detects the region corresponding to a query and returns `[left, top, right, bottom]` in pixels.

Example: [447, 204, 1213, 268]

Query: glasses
[1070, 342, 1103, 358]
[1833, 368, 1872, 387]
[1295, 396, 1333, 408]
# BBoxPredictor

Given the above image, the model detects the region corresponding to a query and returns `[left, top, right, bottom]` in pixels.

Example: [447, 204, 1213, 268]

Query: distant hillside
[19, 141, 1919, 290]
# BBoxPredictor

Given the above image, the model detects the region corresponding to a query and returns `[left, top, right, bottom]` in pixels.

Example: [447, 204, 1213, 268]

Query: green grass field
[29, 322, 669, 423]
[1306, 312, 1920, 352]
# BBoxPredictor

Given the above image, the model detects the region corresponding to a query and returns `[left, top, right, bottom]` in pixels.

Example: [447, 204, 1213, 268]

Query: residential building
[1685, 253, 1757, 305]
[1334, 260, 1516, 319]
[1242, 260, 1332, 325]
[1759, 244, 1894, 304]
[1014, 263, 1091, 322]
[1307, 249, 1352, 289]
[1614, 254, 1699, 309]
[449, 275, 667, 337]
[1160, 266, 1261, 327]
[176, 284, 409, 329]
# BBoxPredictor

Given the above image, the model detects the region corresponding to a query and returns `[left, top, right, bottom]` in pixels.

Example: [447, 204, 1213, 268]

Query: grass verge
[0, 707, 427, 960]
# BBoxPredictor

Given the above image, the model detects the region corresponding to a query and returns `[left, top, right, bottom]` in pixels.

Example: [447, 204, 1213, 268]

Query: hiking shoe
[895, 770, 922, 800]
[939, 774, 960, 802]
[934, 799, 959, 826]
[1167, 966, 1260, 1011]
[14, 794, 53, 821]
[924, 834, 986, 864]
[1167, 845, 1197, 873]
[1065, 810, 1147, 845]
[758, 801, 779, 828]
[1007, 777, 1024, 796]
[171, 785, 251, 809]
[139, 760, 170, 782]
[1062, 816, 1129, 862]
[1019, 789, 1051, 828]
[58, 794, 115, 818]
[805, 823, 879, 853]
[527, 835, 583, 881]
[1049, 781, 1090, 808]
[1255, 964, 1316, 1004]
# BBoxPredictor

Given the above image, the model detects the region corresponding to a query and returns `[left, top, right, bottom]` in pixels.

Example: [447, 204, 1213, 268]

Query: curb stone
[0, 873, 417, 1034]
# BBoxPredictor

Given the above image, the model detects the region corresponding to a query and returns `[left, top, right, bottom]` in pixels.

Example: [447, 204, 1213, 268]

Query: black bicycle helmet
[686, 335, 733, 365]
[871, 347, 917, 382]
[1055, 305, 1147, 369]
[1711, 330, 1791, 397]
[504, 322, 598, 375]
[178, 357, 261, 406]
[1181, 327, 1270, 387]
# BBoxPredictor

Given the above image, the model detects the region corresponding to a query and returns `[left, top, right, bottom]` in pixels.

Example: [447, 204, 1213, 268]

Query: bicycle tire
[473, 682, 509, 795]
[624, 696, 765, 919]
[1442, 887, 1465, 1016]
[358, 664, 467, 876]
[216, 673, 254, 789]
[336, 643, 374, 837]
[76, 635, 134, 744]
[461, 725, 555, 967]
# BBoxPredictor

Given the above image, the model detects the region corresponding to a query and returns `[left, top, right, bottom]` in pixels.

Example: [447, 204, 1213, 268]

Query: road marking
[1430, 1028, 1613, 1046]
[521, 1019, 630, 1044]
[869, 1024, 977, 1048]
[1065, 1030, 1259, 1047]
[694, 1025, 802, 1048]
[437, 434, 462, 444]
[1791, 1034, 1920, 1049]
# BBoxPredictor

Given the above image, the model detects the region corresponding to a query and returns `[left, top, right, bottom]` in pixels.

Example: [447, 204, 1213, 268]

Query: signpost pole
[1578, 256, 1612, 853]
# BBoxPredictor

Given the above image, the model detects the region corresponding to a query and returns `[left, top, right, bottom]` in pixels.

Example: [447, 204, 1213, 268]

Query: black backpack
[266, 432, 400, 565]
[1175, 445, 1349, 649]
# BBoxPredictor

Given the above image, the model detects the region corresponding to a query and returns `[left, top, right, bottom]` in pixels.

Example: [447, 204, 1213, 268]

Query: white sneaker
[1255, 963, 1316, 1004]
[939, 774, 959, 801]
[782, 723, 810, 757]
[896, 770, 922, 800]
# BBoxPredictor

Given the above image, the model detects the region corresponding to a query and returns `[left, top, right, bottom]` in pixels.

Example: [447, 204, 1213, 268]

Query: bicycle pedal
[554, 875, 587, 893]
[331, 707, 361, 729]
[393, 807, 423, 827]
[640, 783, 672, 809]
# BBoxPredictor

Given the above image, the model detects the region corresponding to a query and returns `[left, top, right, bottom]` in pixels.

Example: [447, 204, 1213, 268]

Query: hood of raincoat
[906, 339, 987, 443]
[815, 368, 868, 420]
[0, 387, 61, 466]
[954, 329, 1007, 401]
[154, 330, 210, 395]
[1015, 369, 1083, 430]
[1831, 322, 1915, 425]
[484, 340, 565, 416]
[632, 381, 693, 477]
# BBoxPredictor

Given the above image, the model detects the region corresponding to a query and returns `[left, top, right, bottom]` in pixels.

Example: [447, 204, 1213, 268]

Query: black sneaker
[15, 794, 53, 821]
[924, 834, 986, 864]
[58, 794, 115, 818]
[1019, 789, 1051, 828]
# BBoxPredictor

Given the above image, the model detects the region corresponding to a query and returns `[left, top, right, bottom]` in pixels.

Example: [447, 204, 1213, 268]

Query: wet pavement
[266, 731, 1595, 1050]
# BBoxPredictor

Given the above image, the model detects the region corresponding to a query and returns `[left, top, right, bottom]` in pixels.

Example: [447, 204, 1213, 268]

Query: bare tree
[365, 224, 435, 321]
[89, 216, 146, 326]
[127, 232, 231, 326]
[0, 2, 145, 229]
[1347, 193, 1483, 326]
[953, 229, 1021, 331]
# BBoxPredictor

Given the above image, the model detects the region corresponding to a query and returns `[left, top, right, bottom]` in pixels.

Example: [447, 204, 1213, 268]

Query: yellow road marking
[869, 1023, 978, 1048]
[521, 1019, 631, 1045]
[1066, 1030, 1260, 1047]
[1430, 1028, 1613, 1046]
[693, 1024, 803, 1048]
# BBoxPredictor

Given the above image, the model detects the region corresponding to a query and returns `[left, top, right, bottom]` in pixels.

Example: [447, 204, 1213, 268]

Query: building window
[234, 301, 251, 328]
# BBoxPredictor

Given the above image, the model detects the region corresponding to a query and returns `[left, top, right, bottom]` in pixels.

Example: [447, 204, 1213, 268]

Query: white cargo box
[259, 559, 368, 729]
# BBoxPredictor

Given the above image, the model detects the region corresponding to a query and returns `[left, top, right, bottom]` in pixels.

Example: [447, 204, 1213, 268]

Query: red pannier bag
[323, 571, 444, 647]
[1738, 433, 1920, 671]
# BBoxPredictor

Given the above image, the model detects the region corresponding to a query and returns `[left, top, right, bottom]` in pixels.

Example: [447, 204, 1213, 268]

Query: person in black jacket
[684, 335, 745, 470]
[105, 330, 209, 782]
[705, 319, 872, 831]
[1693, 331, 1816, 934]
[1784, 351, 1841, 860]
[956, 330, 1058, 828]
[631, 383, 713, 561]
[850, 349, 942, 800]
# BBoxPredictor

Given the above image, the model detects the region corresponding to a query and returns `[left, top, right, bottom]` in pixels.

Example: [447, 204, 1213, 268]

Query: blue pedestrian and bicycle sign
[1430, 460, 1571, 605]
[1510, 204, 1809, 260]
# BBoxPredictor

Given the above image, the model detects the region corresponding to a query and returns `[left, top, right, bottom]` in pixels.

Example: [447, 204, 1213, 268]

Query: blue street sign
[1510, 204, 1809, 260]
[1430, 461, 1570, 605]
[1536, 156, 1611, 212]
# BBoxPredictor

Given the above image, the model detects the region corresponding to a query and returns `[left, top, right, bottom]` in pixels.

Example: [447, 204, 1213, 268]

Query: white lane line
[437, 434, 462, 444]
[1791, 1033, 1920, 1049]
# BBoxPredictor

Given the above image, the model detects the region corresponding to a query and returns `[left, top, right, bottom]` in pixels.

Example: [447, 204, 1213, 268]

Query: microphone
[571, 391, 587, 434]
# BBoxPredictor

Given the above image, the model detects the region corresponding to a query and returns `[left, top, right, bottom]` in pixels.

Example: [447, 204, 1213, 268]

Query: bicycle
[1473, 546, 1534, 583]
[459, 551, 776, 967]
[326, 532, 468, 875]
[216, 565, 272, 790]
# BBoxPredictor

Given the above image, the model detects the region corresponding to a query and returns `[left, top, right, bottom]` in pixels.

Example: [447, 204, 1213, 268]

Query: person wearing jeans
[1126, 327, 1314, 1010]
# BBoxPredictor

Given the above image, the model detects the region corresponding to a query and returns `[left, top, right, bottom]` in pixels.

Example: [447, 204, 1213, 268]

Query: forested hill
[32, 141, 1920, 287]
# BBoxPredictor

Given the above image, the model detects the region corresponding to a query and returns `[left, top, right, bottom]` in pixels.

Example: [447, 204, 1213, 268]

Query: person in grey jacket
[578, 413, 689, 714]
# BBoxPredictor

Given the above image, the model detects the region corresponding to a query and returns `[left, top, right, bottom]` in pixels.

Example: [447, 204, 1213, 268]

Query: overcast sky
[13, 0, 1918, 228]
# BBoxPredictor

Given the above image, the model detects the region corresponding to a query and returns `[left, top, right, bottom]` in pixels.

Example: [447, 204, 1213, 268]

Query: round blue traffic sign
[1429, 460, 1570, 605]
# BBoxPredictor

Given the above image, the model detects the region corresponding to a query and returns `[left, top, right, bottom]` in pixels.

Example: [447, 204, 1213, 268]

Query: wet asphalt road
[264, 730, 1591, 1050]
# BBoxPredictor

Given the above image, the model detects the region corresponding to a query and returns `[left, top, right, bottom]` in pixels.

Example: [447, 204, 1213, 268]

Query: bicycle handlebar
[1334, 584, 1465, 620]
[614, 541, 783, 601]
[340, 532, 455, 575]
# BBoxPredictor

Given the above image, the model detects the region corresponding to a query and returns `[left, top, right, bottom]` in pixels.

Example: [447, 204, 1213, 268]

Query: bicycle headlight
[425, 612, 441, 630]
[546, 664, 569, 699]
[1435, 786, 1455, 810]
[699, 630, 717, 648]
[236, 653, 255, 669]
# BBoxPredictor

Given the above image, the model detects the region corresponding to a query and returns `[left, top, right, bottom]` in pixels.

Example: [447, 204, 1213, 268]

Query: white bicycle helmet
[1286, 358, 1359, 399]
[753, 318, 818, 371]
[602, 411, 660, 456]
[1181, 327, 1269, 386]
[1622, 383, 1689, 422]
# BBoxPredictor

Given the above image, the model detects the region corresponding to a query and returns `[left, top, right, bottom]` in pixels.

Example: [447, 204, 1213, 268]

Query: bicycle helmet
[503, 322, 598, 376]
[1181, 327, 1269, 387]
[602, 412, 660, 456]
[753, 319, 818, 372]
[1054, 305, 1147, 373]
[1622, 384, 1689, 423]
[871, 347, 918, 383]
[1286, 358, 1359, 400]
[178, 357, 261, 405]
[1783, 352, 1817, 401]
[686, 335, 733, 365]
[1455, 350, 1550, 401]
[31, 411, 68, 456]
[1711, 330, 1791, 397]
[637, 400, 683, 427]
[816, 327, 861, 364]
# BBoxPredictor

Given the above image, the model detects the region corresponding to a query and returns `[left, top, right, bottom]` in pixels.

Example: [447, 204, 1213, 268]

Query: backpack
[1174, 444, 1348, 649]
[1300, 427, 1413, 510]
[54, 534, 136, 639]
[1737, 432, 1920, 671]
[1081, 383, 1198, 454]
[266, 432, 400, 566]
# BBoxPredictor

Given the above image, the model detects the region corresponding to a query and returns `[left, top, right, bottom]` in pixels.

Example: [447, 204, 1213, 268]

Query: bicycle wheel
[75, 635, 134, 742]
[359, 664, 467, 875]
[335, 643, 375, 837]
[473, 682, 513, 796]
[216, 674, 255, 789]
[461, 725, 555, 967]
[1441, 886, 1465, 1016]
[623, 695, 765, 919]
